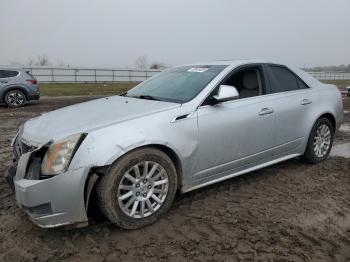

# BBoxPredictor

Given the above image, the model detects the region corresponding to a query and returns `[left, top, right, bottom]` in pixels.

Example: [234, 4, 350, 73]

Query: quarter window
[0, 70, 19, 78]
[297, 78, 309, 89]
[267, 66, 299, 93]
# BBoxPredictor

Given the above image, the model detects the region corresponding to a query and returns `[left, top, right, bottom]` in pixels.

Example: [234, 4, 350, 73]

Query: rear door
[264, 64, 314, 155]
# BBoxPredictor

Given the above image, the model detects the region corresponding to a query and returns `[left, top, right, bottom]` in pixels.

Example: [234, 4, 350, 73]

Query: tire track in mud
[0, 96, 350, 261]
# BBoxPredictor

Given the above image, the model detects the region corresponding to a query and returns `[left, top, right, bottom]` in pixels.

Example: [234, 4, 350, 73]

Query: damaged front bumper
[5, 146, 91, 228]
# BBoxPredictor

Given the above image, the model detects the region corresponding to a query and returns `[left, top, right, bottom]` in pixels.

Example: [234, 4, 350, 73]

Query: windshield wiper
[138, 95, 161, 101]
[126, 94, 162, 101]
[125, 94, 181, 103]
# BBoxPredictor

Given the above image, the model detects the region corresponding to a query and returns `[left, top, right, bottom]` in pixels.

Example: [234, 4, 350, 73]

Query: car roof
[181, 59, 273, 67]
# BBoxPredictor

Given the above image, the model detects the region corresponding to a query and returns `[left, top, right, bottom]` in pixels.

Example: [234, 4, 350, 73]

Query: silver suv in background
[0, 68, 40, 107]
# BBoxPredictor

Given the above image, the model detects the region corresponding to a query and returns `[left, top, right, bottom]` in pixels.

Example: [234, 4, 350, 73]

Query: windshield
[126, 65, 227, 103]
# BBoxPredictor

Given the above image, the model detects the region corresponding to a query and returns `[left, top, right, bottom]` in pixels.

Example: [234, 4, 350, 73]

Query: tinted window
[0, 70, 19, 78]
[268, 66, 299, 93]
[297, 78, 309, 89]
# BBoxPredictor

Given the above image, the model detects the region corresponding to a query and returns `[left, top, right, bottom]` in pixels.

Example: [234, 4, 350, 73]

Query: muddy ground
[0, 95, 350, 262]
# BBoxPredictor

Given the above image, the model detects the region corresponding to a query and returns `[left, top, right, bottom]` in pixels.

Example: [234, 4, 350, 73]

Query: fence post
[94, 69, 97, 82]
[51, 68, 54, 82]
[74, 69, 77, 83]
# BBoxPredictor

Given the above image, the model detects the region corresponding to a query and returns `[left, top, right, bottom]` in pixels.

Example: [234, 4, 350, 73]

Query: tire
[301, 117, 334, 164]
[96, 147, 178, 229]
[4, 89, 26, 108]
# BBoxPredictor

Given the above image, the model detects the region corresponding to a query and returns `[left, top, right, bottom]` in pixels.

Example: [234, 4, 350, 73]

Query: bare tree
[135, 55, 148, 70]
[56, 60, 70, 67]
[27, 57, 35, 66]
[35, 55, 50, 66]
[150, 62, 167, 70]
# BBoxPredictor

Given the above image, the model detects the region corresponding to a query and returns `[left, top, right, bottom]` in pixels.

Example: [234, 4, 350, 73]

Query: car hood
[22, 96, 180, 146]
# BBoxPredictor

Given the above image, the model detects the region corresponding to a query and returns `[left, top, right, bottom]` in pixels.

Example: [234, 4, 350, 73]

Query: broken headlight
[41, 134, 85, 176]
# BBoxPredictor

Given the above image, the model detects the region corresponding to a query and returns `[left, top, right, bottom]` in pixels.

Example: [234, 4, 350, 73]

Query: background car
[347, 86, 350, 97]
[0, 68, 40, 108]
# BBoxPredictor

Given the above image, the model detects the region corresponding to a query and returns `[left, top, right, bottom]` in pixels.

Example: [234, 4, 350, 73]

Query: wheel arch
[85, 143, 184, 209]
[2, 85, 30, 101]
[316, 112, 336, 133]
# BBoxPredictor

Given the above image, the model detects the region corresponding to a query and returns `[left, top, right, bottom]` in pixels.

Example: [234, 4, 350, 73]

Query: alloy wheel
[313, 124, 331, 158]
[7, 91, 24, 107]
[117, 161, 169, 218]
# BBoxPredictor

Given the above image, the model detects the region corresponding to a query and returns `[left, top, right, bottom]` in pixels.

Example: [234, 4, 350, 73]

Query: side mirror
[211, 85, 239, 104]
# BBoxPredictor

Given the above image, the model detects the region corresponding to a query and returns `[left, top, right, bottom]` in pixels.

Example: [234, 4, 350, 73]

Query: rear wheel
[301, 117, 334, 164]
[4, 89, 26, 108]
[97, 147, 177, 229]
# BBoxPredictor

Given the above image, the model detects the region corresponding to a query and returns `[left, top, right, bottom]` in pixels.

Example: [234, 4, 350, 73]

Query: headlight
[41, 134, 85, 176]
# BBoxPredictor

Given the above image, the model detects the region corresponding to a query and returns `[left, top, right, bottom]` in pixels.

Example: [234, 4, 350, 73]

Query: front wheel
[301, 117, 334, 164]
[96, 147, 177, 229]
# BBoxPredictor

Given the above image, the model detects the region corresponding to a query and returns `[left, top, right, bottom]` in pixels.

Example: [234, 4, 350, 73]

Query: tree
[135, 55, 148, 70]
[150, 62, 167, 70]
[35, 55, 50, 66]
[27, 57, 35, 66]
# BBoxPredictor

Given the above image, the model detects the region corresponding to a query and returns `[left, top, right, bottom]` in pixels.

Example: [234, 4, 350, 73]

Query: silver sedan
[5, 60, 343, 229]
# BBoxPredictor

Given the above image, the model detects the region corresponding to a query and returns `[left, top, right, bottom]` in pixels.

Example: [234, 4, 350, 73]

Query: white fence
[307, 71, 350, 81]
[24, 67, 162, 83]
[23, 67, 350, 83]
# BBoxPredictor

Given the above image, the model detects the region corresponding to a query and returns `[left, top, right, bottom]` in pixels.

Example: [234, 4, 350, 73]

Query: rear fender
[1, 84, 30, 101]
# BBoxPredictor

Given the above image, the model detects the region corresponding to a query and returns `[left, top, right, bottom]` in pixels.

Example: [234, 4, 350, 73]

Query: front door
[192, 97, 275, 186]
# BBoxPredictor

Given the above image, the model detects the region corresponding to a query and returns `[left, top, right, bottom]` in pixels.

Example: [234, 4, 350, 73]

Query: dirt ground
[0, 94, 350, 262]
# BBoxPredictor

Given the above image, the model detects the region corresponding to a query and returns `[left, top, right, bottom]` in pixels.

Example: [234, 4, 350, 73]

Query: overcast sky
[0, 0, 349, 68]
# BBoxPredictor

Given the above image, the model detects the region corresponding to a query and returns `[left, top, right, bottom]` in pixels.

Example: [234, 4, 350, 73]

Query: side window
[0, 70, 19, 78]
[267, 66, 299, 93]
[223, 67, 263, 98]
[297, 78, 309, 89]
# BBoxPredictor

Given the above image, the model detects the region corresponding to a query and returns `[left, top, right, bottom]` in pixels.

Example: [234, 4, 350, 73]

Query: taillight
[26, 79, 37, 85]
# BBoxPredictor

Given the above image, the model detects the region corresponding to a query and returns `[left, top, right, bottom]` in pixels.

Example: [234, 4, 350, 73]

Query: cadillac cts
[5, 60, 343, 229]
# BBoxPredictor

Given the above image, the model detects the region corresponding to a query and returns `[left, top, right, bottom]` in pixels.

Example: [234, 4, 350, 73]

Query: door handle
[259, 108, 274, 115]
[301, 99, 312, 105]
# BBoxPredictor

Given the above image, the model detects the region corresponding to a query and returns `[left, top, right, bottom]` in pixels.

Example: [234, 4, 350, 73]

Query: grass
[321, 80, 350, 89]
[39, 82, 138, 97]
[39, 80, 350, 97]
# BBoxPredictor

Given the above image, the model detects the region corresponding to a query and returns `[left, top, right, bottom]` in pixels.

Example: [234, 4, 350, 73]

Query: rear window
[0, 70, 19, 78]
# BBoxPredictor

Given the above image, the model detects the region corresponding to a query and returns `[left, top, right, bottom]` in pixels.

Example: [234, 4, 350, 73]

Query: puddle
[330, 143, 350, 158]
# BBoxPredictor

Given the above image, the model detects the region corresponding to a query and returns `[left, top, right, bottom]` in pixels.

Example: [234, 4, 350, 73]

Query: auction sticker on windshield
[187, 67, 209, 73]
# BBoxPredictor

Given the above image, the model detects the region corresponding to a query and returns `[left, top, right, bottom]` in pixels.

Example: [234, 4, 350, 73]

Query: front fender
[68, 111, 199, 181]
